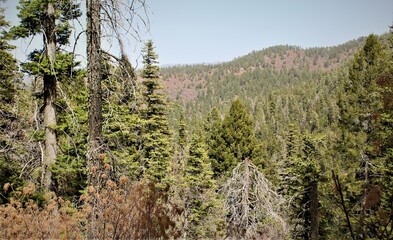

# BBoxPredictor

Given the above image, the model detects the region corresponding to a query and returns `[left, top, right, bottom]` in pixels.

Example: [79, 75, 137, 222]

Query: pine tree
[183, 133, 216, 238]
[336, 34, 392, 238]
[280, 124, 320, 239]
[0, 5, 23, 203]
[204, 107, 225, 177]
[219, 98, 258, 176]
[140, 40, 171, 183]
[11, 0, 81, 191]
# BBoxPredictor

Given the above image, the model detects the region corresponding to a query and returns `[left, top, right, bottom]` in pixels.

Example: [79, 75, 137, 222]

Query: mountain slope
[160, 35, 367, 103]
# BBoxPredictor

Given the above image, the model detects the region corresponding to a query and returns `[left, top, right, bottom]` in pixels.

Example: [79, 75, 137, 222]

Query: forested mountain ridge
[1, 0, 392, 237]
[160, 35, 370, 103]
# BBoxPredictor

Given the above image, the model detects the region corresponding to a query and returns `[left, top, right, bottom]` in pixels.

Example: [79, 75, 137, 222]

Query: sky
[2, 0, 393, 66]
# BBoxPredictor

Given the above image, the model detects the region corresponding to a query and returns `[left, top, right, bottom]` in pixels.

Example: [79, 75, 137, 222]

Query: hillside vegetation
[0, 1, 392, 238]
[161, 36, 367, 103]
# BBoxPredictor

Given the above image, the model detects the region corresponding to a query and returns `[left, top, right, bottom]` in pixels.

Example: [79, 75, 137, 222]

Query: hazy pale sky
[2, 0, 392, 66]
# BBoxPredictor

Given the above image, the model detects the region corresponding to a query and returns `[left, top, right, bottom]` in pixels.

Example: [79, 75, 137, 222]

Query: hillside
[160, 36, 367, 103]
[2, 0, 393, 238]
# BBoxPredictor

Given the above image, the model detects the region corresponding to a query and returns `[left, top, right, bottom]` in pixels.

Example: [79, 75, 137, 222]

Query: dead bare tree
[86, 0, 149, 186]
[222, 158, 289, 239]
[85, 0, 149, 238]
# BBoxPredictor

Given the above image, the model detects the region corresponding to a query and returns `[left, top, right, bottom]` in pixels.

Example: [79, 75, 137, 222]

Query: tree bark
[310, 180, 319, 240]
[86, 0, 102, 186]
[42, 0, 57, 191]
[86, 0, 102, 238]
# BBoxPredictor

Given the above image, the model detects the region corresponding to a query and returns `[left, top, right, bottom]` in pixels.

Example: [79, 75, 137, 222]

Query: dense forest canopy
[0, 0, 393, 239]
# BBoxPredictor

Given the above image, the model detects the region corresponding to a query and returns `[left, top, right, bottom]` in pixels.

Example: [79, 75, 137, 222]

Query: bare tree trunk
[42, 0, 57, 191]
[332, 170, 355, 240]
[241, 157, 250, 237]
[86, 0, 102, 186]
[310, 180, 319, 240]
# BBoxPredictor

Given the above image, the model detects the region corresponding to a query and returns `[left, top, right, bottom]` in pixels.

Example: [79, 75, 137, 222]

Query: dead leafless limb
[332, 170, 355, 240]
[222, 158, 289, 239]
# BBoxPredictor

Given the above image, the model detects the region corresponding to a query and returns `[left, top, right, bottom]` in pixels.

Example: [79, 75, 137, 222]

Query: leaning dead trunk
[42, 1, 57, 191]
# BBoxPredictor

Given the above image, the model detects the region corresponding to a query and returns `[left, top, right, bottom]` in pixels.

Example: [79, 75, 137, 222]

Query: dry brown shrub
[84, 178, 180, 239]
[1, 178, 180, 239]
[0, 184, 84, 240]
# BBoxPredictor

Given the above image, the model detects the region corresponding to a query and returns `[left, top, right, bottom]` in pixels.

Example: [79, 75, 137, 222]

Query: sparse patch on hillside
[160, 36, 367, 103]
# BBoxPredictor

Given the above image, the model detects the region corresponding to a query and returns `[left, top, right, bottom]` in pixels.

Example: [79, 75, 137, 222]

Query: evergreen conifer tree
[183, 133, 215, 238]
[100, 57, 145, 181]
[280, 124, 320, 239]
[173, 111, 187, 176]
[204, 107, 225, 177]
[336, 34, 393, 238]
[0, 5, 23, 203]
[50, 68, 87, 198]
[219, 98, 258, 175]
[140, 40, 171, 183]
[11, 0, 81, 191]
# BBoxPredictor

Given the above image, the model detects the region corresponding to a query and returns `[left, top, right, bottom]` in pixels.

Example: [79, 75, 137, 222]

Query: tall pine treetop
[142, 40, 160, 81]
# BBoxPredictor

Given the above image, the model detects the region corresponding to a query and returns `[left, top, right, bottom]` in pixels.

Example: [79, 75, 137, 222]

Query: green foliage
[22, 51, 79, 78]
[0, 6, 24, 203]
[218, 98, 259, 175]
[0, 9, 18, 108]
[335, 34, 393, 238]
[186, 133, 214, 190]
[183, 133, 217, 238]
[99, 57, 142, 181]
[11, 0, 83, 193]
[204, 108, 225, 176]
[10, 0, 81, 45]
[52, 71, 88, 198]
[178, 112, 187, 149]
[161, 33, 392, 239]
[140, 40, 171, 183]
[2, 8, 393, 238]
[279, 125, 321, 239]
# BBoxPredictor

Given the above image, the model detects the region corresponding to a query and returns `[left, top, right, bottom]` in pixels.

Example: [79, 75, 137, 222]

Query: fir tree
[0, 5, 23, 203]
[173, 111, 187, 176]
[140, 40, 171, 183]
[50, 68, 87, 198]
[280, 124, 321, 239]
[204, 107, 225, 177]
[183, 133, 216, 238]
[219, 98, 258, 176]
